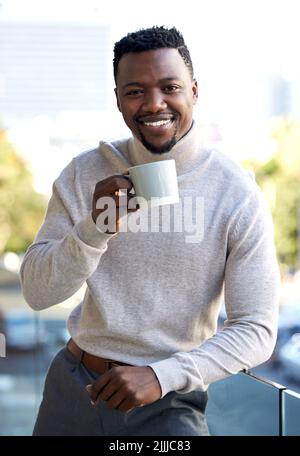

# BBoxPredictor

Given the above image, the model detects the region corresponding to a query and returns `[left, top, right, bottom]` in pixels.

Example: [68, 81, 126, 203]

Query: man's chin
[140, 134, 177, 155]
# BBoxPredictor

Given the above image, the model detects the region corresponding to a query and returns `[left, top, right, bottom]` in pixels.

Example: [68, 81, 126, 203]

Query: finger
[97, 379, 119, 402]
[96, 174, 130, 187]
[127, 194, 140, 212]
[86, 384, 99, 405]
[117, 397, 139, 413]
[96, 194, 129, 209]
[86, 375, 111, 403]
[96, 193, 139, 210]
[106, 390, 127, 410]
[100, 176, 133, 194]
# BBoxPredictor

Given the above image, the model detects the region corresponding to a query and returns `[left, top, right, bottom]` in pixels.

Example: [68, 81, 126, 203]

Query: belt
[67, 338, 131, 375]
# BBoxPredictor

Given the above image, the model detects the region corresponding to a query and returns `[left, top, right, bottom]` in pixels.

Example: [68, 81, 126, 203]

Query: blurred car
[278, 332, 300, 381]
[0, 310, 48, 351]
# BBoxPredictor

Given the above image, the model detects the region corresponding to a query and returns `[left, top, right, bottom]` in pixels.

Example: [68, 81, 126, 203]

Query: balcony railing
[206, 371, 300, 435]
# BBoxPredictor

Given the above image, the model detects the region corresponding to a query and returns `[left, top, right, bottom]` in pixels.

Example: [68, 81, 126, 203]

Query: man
[20, 26, 280, 436]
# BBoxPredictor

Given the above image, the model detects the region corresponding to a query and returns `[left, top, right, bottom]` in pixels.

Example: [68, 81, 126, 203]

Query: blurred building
[270, 75, 291, 117]
[0, 20, 122, 195]
[0, 21, 110, 120]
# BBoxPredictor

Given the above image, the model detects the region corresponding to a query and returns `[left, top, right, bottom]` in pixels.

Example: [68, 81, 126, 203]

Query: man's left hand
[86, 366, 162, 413]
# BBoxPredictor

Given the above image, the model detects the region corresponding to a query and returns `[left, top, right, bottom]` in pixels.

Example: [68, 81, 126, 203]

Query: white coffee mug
[128, 159, 179, 208]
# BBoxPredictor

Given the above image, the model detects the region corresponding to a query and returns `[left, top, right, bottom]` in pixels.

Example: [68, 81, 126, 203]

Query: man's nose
[142, 90, 167, 112]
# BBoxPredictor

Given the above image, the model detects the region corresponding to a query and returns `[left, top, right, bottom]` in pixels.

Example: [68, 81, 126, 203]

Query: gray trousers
[33, 347, 209, 436]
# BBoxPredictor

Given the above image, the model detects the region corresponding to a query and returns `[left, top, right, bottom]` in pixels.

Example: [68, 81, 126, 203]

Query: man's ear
[192, 79, 198, 105]
[114, 88, 121, 112]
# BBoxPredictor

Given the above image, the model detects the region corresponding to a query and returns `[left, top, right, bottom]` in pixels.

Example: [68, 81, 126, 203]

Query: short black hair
[113, 26, 194, 84]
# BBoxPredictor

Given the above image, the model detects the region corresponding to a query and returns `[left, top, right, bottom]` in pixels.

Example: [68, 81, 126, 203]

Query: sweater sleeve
[149, 188, 280, 397]
[20, 160, 115, 310]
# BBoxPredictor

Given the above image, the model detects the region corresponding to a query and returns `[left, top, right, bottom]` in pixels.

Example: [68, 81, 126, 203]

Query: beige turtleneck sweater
[20, 122, 280, 397]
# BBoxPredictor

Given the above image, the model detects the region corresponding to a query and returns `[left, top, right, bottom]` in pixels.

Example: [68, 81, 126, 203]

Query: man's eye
[126, 89, 144, 96]
[164, 86, 179, 93]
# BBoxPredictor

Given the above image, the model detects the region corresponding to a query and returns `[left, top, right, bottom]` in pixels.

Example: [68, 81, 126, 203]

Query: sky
[1, 0, 300, 194]
[2, 0, 300, 82]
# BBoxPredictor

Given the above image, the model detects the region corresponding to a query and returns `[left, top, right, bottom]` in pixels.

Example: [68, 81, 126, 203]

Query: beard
[139, 132, 178, 154]
[136, 119, 179, 154]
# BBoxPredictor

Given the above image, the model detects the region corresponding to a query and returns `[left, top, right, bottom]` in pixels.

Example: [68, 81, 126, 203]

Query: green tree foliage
[0, 129, 46, 254]
[243, 117, 300, 268]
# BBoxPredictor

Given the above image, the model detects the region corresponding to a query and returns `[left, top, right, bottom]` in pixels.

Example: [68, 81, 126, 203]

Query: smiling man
[115, 47, 198, 154]
[20, 26, 280, 436]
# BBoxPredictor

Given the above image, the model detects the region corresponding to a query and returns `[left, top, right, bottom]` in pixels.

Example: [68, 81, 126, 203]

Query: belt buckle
[105, 360, 113, 371]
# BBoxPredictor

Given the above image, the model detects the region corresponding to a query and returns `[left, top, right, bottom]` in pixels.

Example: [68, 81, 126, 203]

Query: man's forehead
[117, 48, 188, 81]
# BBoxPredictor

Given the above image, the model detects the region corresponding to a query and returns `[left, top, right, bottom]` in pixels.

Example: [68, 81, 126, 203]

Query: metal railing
[206, 370, 300, 435]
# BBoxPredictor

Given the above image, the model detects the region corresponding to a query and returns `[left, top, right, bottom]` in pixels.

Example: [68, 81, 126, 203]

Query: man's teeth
[143, 119, 172, 127]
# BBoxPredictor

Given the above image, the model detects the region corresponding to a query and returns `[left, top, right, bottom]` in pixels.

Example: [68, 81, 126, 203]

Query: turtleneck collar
[126, 121, 202, 176]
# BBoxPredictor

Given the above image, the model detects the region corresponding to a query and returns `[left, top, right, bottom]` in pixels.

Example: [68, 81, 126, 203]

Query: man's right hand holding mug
[92, 174, 139, 234]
